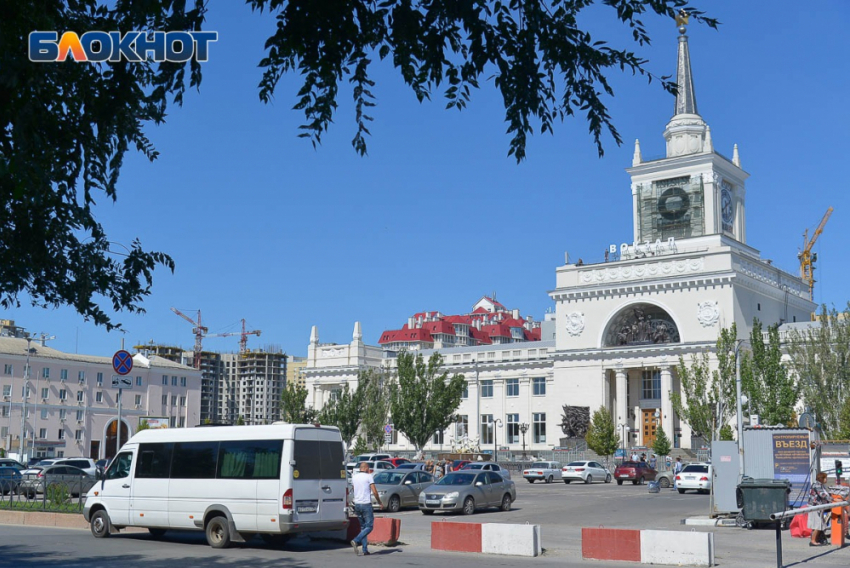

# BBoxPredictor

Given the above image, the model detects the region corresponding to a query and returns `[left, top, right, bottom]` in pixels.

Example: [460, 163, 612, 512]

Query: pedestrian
[649, 454, 657, 469]
[665, 455, 673, 469]
[672, 457, 683, 490]
[640, 453, 647, 463]
[444, 458, 453, 474]
[425, 460, 434, 475]
[350, 462, 382, 556]
[631, 452, 638, 462]
[808, 472, 831, 547]
[434, 461, 443, 480]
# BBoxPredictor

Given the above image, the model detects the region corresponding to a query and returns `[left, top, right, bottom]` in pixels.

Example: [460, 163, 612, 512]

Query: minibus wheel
[90, 510, 111, 539]
[206, 516, 232, 549]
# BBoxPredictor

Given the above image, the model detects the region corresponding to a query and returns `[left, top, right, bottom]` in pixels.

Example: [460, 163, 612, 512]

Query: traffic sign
[112, 350, 134, 376]
[383, 424, 393, 434]
[111, 375, 133, 389]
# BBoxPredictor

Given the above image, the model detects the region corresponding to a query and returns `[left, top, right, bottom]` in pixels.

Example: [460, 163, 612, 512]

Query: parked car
[386, 457, 411, 468]
[655, 469, 674, 488]
[347, 460, 395, 476]
[676, 463, 712, 494]
[460, 461, 512, 480]
[95, 458, 111, 470]
[0, 466, 23, 495]
[372, 469, 435, 512]
[523, 461, 562, 484]
[613, 461, 657, 485]
[561, 461, 612, 484]
[0, 458, 25, 471]
[19, 464, 97, 498]
[346, 453, 393, 475]
[418, 471, 515, 515]
[451, 459, 471, 472]
[53, 458, 98, 476]
[394, 462, 426, 470]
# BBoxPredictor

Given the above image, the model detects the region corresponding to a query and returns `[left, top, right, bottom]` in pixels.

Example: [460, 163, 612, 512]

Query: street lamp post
[520, 423, 529, 460]
[492, 418, 502, 462]
[733, 339, 749, 476]
[620, 424, 631, 456]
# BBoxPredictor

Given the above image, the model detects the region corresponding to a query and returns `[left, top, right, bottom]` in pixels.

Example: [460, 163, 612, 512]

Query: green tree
[351, 436, 369, 456]
[719, 424, 734, 441]
[280, 382, 317, 424]
[741, 320, 798, 426]
[359, 368, 394, 451]
[836, 397, 850, 440]
[3, 2, 715, 325]
[0, 1, 207, 329]
[672, 352, 718, 442]
[251, 1, 716, 160]
[136, 419, 150, 433]
[317, 382, 363, 447]
[787, 304, 850, 438]
[390, 352, 465, 453]
[713, 324, 740, 432]
[652, 425, 671, 460]
[585, 406, 619, 467]
[235, 415, 246, 426]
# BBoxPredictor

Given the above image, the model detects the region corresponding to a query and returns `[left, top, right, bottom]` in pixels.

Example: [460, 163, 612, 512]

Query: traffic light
[836, 460, 844, 478]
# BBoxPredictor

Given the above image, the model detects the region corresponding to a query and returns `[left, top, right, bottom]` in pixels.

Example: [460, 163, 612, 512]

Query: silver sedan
[371, 469, 435, 512]
[418, 471, 516, 515]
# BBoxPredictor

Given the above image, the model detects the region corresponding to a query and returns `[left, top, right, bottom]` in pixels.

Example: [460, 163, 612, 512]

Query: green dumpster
[736, 478, 791, 522]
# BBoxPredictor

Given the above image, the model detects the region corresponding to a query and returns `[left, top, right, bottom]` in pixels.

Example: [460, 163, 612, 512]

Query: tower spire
[663, 10, 709, 158]
[673, 12, 698, 117]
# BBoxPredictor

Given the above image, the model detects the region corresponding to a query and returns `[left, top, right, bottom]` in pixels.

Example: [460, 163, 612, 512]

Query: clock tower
[627, 18, 748, 245]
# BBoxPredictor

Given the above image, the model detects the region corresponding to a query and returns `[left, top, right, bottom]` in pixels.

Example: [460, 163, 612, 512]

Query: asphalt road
[0, 479, 848, 567]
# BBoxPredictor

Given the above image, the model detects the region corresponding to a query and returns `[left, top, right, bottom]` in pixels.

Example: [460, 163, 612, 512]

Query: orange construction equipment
[830, 489, 849, 547]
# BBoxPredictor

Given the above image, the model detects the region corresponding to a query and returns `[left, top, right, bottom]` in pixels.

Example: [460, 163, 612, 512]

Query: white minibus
[83, 423, 348, 548]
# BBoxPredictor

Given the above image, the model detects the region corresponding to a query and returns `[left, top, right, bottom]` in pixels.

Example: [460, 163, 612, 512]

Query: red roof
[379, 328, 435, 344]
[423, 321, 456, 335]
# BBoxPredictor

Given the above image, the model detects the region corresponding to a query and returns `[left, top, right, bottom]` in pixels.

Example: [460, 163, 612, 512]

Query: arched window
[602, 303, 680, 347]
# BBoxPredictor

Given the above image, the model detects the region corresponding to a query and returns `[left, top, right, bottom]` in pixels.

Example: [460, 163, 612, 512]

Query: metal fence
[0, 476, 90, 513]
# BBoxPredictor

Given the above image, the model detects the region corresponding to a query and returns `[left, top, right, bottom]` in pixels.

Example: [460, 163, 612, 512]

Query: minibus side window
[171, 441, 219, 479]
[136, 443, 174, 478]
[217, 440, 282, 479]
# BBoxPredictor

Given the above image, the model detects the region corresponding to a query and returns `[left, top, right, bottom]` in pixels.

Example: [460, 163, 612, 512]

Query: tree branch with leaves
[389, 351, 465, 453]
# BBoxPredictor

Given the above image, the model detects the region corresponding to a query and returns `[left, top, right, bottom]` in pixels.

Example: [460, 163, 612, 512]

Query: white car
[522, 461, 561, 484]
[460, 461, 512, 480]
[561, 460, 612, 484]
[676, 463, 712, 494]
[53, 457, 98, 476]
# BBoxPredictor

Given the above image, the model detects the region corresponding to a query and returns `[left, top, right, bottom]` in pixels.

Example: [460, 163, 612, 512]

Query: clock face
[657, 187, 690, 221]
[721, 187, 734, 225]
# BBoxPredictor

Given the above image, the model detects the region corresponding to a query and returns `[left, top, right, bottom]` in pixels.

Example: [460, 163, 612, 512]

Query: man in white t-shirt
[351, 462, 382, 556]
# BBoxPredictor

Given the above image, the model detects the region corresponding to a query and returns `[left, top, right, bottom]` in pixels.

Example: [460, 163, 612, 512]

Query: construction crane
[171, 307, 208, 369]
[206, 319, 262, 355]
[798, 206, 833, 301]
[171, 309, 262, 367]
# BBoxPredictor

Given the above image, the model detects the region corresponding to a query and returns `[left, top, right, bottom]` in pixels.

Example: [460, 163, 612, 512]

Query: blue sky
[7, 1, 850, 357]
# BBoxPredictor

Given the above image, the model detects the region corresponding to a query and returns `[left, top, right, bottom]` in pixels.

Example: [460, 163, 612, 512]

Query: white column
[616, 368, 627, 427]
[660, 365, 674, 435]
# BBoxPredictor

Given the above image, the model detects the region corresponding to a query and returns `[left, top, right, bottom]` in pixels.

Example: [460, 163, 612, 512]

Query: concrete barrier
[582, 527, 715, 566]
[431, 521, 482, 553]
[311, 516, 399, 545]
[640, 530, 714, 567]
[482, 523, 541, 557]
[582, 527, 641, 562]
[432, 521, 541, 557]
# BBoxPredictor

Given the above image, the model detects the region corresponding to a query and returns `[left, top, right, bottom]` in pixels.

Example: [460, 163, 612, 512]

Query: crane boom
[170, 307, 206, 369]
[799, 207, 833, 301]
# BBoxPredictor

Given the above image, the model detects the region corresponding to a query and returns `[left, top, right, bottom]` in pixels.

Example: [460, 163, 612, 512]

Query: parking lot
[376, 475, 710, 551]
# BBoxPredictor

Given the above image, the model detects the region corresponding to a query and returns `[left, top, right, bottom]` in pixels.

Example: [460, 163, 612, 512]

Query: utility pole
[19, 336, 33, 462]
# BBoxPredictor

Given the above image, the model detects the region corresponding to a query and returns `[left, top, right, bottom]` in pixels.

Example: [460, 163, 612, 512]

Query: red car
[613, 461, 657, 485]
[387, 457, 411, 467]
[451, 460, 471, 472]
